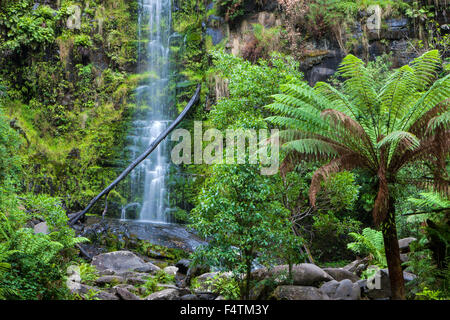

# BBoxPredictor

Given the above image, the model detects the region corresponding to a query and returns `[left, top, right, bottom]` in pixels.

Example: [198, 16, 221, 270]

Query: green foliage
[204, 274, 241, 300]
[140, 271, 173, 296]
[73, 288, 101, 300]
[0, 1, 64, 53]
[154, 269, 175, 284]
[415, 286, 447, 300]
[347, 228, 387, 267]
[311, 212, 362, 262]
[191, 164, 302, 299]
[21, 194, 89, 249]
[265, 50, 449, 231]
[78, 263, 98, 286]
[321, 171, 360, 212]
[408, 192, 450, 211]
[208, 50, 303, 130]
[74, 34, 93, 48]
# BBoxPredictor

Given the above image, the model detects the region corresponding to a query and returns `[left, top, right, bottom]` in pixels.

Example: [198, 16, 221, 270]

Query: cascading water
[122, 0, 173, 223]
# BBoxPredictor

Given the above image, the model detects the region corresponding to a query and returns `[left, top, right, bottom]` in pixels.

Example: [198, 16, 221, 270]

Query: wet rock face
[83, 217, 206, 252]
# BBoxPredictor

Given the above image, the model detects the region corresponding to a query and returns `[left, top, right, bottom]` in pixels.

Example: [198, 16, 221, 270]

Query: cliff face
[204, 0, 449, 85]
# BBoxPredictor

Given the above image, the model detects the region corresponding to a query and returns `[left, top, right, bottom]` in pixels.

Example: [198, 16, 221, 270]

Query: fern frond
[400, 74, 450, 132]
[338, 54, 379, 124]
[377, 131, 420, 151]
[427, 109, 450, 134]
[410, 50, 442, 91]
[408, 192, 450, 210]
[283, 139, 339, 158]
[314, 81, 359, 119]
[379, 65, 418, 132]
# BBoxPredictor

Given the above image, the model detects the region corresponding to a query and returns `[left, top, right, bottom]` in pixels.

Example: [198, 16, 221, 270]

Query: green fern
[408, 192, 450, 211]
[347, 228, 386, 267]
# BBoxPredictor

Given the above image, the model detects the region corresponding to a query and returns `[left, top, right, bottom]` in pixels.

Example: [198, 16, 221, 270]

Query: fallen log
[69, 84, 201, 226]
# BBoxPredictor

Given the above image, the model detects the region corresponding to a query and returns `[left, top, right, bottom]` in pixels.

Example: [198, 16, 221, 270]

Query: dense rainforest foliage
[0, 0, 449, 301]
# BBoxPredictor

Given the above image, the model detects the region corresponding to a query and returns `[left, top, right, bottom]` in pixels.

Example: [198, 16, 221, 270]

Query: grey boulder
[91, 251, 160, 274]
[146, 288, 180, 300]
[272, 285, 330, 300]
[324, 267, 360, 282]
[253, 264, 333, 286]
[320, 279, 361, 300]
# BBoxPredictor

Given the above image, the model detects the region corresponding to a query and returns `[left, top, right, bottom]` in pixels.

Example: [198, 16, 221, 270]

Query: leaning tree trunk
[381, 198, 405, 300]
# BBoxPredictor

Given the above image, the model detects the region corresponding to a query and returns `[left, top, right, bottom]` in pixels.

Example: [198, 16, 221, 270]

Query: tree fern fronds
[280, 83, 330, 112]
[407, 100, 447, 138]
[400, 74, 450, 132]
[265, 115, 326, 134]
[407, 192, 450, 210]
[377, 131, 421, 151]
[338, 55, 379, 120]
[314, 81, 359, 119]
[379, 65, 418, 132]
[427, 109, 450, 134]
[283, 139, 339, 158]
[410, 50, 442, 91]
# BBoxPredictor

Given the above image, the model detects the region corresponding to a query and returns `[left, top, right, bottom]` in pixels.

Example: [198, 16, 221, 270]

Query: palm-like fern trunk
[381, 198, 405, 300]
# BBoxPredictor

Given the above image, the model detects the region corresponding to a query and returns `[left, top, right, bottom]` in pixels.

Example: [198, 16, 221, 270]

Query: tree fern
[265, 50, 449, 299]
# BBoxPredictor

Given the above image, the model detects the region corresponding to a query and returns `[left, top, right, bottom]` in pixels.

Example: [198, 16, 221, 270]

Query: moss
[0, 0, 139, 212]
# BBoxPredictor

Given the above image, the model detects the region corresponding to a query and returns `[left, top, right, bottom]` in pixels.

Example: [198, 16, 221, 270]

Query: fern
[347, 228, 386, 267]
[408, 192, 450, 210]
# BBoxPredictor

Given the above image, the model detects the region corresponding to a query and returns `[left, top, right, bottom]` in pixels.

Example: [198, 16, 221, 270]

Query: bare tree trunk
[381, 198, 405, 300]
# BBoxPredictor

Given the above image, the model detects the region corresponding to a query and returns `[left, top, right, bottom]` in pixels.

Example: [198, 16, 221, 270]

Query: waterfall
[123, 0, 173, 223]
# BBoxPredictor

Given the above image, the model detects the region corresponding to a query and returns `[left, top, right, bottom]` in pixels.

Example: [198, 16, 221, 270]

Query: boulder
[197, 293, 219, 300]
[320, 279, 360, 300]
[95, 290, 120, 300]
[272, 286, 330, 300]
[115, 287, 141, 300]
[69, 283, 119, 300]
[34, 222, 49, 235]
[146, 288, 180, 300]
[184, 263, 210, 287]
[163, 266, 179, 276]
[66, 265, 81, 283]
[365, 269, 391, 300]
[126, 275, 148, 286]
[400, 253, 409, 263]
[180, 294, 199, 300]
[91, 251, 160, 274]
[193, 272, 233, 293]
[323, 268, 360, 283]
[365, 268, 417, 300]
[134, 263, 161, 273]
[343, 257, 369, 275]
[253, 264, 333, 287]
[175, 259, 191, 274]
[398, 237, 417, 253]
[98, 269, 115, 276]
[95, 275, 125, 286]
